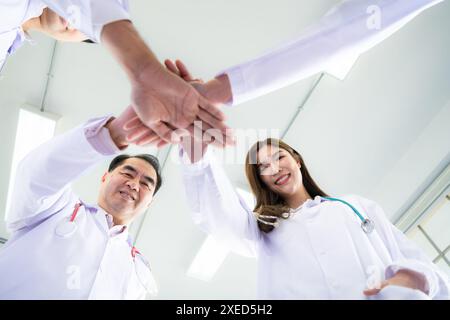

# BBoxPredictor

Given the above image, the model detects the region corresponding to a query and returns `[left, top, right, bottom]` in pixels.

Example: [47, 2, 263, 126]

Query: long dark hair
[245, 138, 328, 233]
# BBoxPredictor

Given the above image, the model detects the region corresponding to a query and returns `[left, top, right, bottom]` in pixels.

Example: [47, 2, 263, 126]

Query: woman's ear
[101, 172, 107, 183]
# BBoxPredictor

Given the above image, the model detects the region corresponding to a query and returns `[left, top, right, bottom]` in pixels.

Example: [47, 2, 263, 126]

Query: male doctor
[0, 0, 227, 144]
[0, 106, 164, 299]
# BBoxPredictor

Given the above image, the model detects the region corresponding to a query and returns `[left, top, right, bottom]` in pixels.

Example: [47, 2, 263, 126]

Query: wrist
[101, 20, 161, 82]
[212, 74, 232, 104]
[104, 117, 129, 150]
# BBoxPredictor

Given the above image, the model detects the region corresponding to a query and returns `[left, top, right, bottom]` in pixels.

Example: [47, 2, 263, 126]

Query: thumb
[363, 281, 389, 296]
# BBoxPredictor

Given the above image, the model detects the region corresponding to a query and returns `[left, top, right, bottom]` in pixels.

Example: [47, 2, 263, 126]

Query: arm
[41, 1, 227, 143]
[179, 145, 260, 257]
[359, 197, 450, 299]
[204, 0, 443, 106]
[5, 107, 135, 233]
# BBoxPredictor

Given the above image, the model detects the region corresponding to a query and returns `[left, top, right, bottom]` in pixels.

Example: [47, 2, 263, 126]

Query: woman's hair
[245, 138, 328, 233]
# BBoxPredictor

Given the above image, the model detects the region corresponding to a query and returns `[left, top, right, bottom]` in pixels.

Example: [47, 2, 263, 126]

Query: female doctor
[177, 137, 449, 300]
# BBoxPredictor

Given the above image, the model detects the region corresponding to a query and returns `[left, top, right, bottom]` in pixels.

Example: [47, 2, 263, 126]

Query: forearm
[221, 0, 443, 106]
[101, 20, 163, 83]
[14, 117, 121, 205]
[180, 148, 260, 247]
[41, 0, 130, 42]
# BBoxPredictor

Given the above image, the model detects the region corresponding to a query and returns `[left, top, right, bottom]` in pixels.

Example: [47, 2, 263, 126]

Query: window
[5, 106, 58, 219]
[397, 164, 450, 277]
[186, 187, 255, 281]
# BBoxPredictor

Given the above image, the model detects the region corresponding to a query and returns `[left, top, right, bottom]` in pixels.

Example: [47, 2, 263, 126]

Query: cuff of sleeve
[178, 145, 213, 175]
[91, 0, 131, 43]
[385, 261, 434, 296]
[84, 116, 122, 156]
[216, 66, 248, 107]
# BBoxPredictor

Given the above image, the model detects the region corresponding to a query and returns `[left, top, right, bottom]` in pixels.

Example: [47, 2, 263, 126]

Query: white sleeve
[220, 0, 443, 106]
[358, 196, 450, 300]
[40, 0, 130, 43]
[6, 116, 121, 233]
[179, 147, 260, 257]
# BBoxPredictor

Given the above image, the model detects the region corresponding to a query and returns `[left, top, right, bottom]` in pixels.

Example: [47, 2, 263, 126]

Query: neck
[21, 16, 41, 33]
[285, 186, 312, 209]
[97, 201, 127, 227]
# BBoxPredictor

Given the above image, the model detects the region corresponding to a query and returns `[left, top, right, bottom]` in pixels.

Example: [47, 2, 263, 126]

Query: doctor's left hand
[363, 269, 427, 297]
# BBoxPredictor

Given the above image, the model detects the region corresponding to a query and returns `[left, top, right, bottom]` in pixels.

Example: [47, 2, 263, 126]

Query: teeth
[120, 191, 134, 201]
[276, 174, 289, 185]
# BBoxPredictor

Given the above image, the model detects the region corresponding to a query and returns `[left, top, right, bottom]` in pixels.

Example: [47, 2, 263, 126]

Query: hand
[105, 105, 166, 149]
[164, 59, 235, 148]
[363, 269, 427, 297]
[164, 59, 233, 106]
[120, 60, 235, 149]
[101, 21, 228, 143]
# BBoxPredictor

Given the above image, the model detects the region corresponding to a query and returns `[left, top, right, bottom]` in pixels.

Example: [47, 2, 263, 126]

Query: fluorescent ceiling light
[186, 187, 255, 281]
[5, 106, 58, 217]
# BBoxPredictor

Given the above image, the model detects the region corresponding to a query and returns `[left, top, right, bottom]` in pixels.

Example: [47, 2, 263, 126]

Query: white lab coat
[221, 0, 444, 106]
[179, 149, 450, 299]
[0, 116, 157, 300]
[0, 0, 129, 74]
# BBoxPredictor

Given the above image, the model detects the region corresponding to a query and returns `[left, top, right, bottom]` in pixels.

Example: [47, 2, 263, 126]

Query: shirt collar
[91, 204, 129, 240]
[290, 195, 325, 213]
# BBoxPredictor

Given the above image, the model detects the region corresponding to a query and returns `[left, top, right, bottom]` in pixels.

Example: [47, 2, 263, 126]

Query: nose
[126, 177, 139, 192]
[269, 162, 280, 175]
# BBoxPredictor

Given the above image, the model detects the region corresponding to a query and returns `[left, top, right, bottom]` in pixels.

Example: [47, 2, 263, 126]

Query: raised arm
[193, 0, 443, 106]
[179, 140, 260, 257]
[5, 106, 137, 232]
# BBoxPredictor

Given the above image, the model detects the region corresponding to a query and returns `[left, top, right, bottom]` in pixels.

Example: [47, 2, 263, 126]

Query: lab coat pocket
[375, 285, 431, 300]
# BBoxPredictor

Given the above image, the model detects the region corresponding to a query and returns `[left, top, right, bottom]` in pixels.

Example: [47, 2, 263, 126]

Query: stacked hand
[111, 59, 235, 151]
[102, 21, 232, 147]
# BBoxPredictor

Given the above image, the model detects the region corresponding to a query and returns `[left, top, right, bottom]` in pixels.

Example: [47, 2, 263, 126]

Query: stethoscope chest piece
[361, 219, 375, 234]
[55, 219, 78, 238]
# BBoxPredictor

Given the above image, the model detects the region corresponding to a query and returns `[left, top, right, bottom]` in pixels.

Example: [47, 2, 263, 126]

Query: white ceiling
[0, 0, 449, 299]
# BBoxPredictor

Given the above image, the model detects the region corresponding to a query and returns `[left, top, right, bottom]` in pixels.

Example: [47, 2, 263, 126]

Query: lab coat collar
[290, 195, 325, 213]
[9, 2, 46, 55]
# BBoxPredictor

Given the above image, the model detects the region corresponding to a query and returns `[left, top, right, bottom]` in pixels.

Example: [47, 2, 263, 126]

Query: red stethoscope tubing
[65, 202, 139, 259]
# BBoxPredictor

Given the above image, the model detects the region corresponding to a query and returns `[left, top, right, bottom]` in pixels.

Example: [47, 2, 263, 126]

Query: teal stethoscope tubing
[323, 197, 375, 234]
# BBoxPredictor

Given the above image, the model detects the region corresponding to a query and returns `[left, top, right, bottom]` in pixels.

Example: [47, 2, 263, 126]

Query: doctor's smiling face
[22, 7, 90, 43]
[255, 143, 304, 198]
[245, 139, 328, 233]
[98, 154, 162, 226]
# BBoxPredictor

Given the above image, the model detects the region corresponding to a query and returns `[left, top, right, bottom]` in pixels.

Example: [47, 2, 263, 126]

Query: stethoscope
[55, 202, 82, 238]
[54, 202, 141, 254]
[322, 197, 375, 234]
[256, 196, 375, 234]
[54, 202, 158, 295]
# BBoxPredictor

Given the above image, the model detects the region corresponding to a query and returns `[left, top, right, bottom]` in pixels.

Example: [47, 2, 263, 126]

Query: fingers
[363, 281, 388, 296]
[193, 119, 235, 148]
[149, 121, 176, 144]
[175, 60, 195, 82]
[123, 116, 142, 131]
[198, 95, 226, 122]
[164, 59, 180, 77]
[197, 107, 228, 133]
[125, 124, 156, 142]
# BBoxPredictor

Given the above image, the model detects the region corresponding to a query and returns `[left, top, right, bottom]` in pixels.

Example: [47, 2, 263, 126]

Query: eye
[140, 181, 150, 189]
[122, 172, 132, 178]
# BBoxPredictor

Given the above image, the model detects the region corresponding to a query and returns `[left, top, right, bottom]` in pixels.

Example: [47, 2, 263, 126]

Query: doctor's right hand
[101, 21, 228, 144]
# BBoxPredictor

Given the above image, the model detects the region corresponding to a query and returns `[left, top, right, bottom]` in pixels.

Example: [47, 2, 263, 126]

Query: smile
[119, 190, 135, 202]
[275, 174, 290, 186]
